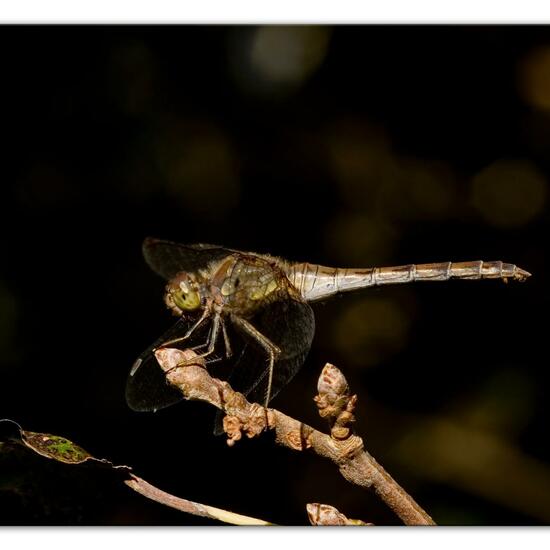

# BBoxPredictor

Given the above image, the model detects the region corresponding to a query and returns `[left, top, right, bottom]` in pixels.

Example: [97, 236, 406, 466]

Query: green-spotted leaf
[0, 419, 129, 470]
[21, 432, 91, 464]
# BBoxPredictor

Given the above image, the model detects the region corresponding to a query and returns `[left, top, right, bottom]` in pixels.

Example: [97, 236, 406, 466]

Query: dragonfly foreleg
[189, 318, 224, 354]
[166, 313, 222, 375]
[188, 316, 216, 352]
[230, 315, 281, 409]
[156, 308, 211, 350]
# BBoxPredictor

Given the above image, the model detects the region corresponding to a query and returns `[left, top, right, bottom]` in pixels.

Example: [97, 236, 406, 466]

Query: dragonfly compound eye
[170, 284, 201, 311]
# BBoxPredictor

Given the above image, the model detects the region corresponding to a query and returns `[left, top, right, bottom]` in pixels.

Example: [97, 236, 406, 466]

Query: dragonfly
[126, 238, 530, 420]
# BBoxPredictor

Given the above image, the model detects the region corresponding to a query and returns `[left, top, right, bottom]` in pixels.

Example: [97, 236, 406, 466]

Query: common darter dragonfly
[126, 238, 530, 418]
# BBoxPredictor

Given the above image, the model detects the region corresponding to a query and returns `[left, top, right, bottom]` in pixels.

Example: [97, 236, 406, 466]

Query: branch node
[285, 428, 311, 451]
[222, 404, 268, 445]
[223, 415, 243, 447]
[338, 435, 365, 461]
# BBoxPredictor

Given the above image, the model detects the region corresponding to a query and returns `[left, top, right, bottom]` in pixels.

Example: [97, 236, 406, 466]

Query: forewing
[142, 238, 236, 280]
[126, 317, 211, 412]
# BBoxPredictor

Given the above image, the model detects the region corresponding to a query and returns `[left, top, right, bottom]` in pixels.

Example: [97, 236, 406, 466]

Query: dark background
[0, 25, 548, 525]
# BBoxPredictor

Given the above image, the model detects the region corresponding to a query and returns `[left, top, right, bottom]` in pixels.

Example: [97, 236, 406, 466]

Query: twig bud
[306, 503, 371, 526]
[317, 363, 349, 400]
[314, 363, 357, 440]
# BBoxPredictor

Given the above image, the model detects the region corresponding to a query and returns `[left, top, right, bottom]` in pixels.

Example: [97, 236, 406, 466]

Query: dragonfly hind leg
[230, 315, 281, 410]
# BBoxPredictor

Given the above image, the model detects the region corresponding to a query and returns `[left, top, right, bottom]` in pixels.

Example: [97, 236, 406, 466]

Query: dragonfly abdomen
[287, 260, 530, 302]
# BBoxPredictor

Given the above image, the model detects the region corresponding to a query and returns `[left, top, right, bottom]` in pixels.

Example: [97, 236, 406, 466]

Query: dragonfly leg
[221, 318, 233, 359]
[190, 314, 218, 352]
[190, 342, 208, 352]
[230, 315, 281, 411]
[156, 308, 211, 350]
[166, 313, 222, 373]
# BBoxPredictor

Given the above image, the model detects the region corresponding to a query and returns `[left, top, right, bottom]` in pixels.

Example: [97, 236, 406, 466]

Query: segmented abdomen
[285, 260, 530, 302]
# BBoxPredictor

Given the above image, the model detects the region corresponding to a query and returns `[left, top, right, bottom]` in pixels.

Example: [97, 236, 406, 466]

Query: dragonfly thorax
[208, 255, 287, 317]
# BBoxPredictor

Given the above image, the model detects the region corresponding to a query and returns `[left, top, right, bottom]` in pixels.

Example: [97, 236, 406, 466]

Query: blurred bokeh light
[154, 120, 241, 219]
[325, 213, 397, 265]
[470, 159, 547, 228]
[251, 27, 330, 84]
[331, 295, 413, 368]
[328, 120, 457, 223]
[230, 26, 331, 97]
[519, 45, 550, 112]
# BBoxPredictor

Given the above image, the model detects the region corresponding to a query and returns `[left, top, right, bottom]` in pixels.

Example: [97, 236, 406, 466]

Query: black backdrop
[0, 25, 548, 525]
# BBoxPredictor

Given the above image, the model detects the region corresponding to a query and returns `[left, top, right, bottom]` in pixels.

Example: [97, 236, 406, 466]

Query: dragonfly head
[165, 273, 202, 315]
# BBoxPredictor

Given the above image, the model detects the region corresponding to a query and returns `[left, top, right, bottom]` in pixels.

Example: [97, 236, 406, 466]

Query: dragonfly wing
[213, 292, 315, 435]
[126, 316, 211, 412]
[142, 238, 237, 280]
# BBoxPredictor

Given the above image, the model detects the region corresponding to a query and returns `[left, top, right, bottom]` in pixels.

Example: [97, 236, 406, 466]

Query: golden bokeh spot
[471, 159, 547, 228]
[400, 158, 455, 219]
[155, 122, 241, 219]
[327, 120, 398, 211]
[250, 26, 330, 87]
[327, 121, 454, 221]
[456, 369, 535, 436]
[519, 46, 550, 111]
[324, 213, 397, 266]
[332, 297, 411, 368]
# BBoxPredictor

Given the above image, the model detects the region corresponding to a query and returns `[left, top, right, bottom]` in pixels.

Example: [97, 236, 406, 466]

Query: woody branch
[156, 348, 435, 526]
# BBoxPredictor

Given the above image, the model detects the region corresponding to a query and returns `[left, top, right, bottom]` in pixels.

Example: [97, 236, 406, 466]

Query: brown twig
[125, 473, 273, 525]
[0, 419, 273, 525]
[157, 348, 435, 525]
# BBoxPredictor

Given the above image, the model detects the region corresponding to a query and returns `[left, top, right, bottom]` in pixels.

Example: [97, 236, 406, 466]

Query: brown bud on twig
[222, 405, 270, 447]
[314, 363, 357, 440]
[306, 503, 372, 526]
